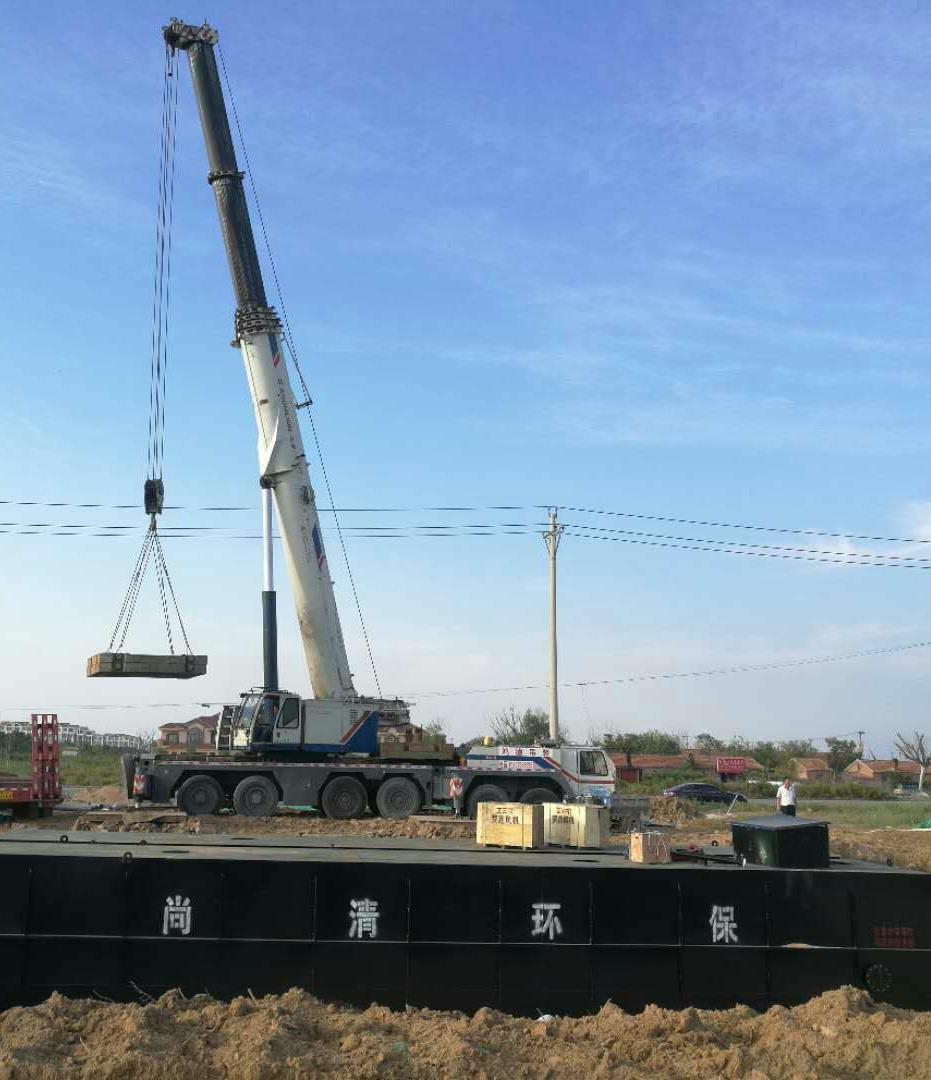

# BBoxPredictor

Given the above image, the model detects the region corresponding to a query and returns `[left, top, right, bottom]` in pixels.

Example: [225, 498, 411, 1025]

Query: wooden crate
[543, 803, 609, 849]
[629, 831, 672, 864]
[476, 802, 543, 849]
[87, 653, 208, 679]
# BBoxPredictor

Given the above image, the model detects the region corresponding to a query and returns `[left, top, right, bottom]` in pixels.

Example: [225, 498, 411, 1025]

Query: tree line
[450, 707, 929, 788]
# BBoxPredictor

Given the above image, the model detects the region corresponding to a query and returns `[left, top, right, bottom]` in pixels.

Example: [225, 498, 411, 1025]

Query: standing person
[775, 777, 797, 817]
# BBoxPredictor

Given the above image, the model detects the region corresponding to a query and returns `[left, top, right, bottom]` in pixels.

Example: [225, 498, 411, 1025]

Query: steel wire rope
[217, 42, 383, 696]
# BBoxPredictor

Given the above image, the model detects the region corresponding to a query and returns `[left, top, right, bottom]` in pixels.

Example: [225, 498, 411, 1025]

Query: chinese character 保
[162, 895, 192, 936]
[349, 898, 380, 939]
[531, 902, 563, 941]
[709, 904, 738, 944]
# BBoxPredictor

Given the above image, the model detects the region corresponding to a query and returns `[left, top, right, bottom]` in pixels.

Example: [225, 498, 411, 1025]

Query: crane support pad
[0, 831, 928, 1014]
[86, 653, 208, 679]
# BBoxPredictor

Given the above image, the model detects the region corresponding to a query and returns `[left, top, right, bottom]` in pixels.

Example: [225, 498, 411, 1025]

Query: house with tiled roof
[158, 715, 218, 749]
[843, 758, 921, 786]
[790, 757, 833, 783]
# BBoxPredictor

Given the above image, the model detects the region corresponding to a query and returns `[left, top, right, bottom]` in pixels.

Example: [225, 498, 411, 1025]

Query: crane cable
[217, 43, 383, 695]
[107, 44, 193, 656]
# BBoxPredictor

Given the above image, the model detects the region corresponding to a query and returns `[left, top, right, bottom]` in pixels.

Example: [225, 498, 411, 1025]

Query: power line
[4, 496, 931, 546]
[407, 638, 931, 698]
[5, 636, 928, 712]
[564, 531, 931, 569]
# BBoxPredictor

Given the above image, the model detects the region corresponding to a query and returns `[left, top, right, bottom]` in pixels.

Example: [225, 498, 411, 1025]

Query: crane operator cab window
[273, 696, 301, 746]
[579, 750, 610, 777]
[250, 695, 277, 745]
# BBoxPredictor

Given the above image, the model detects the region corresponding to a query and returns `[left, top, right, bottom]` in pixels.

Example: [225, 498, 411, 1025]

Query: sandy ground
[1, 985, 930, 1079]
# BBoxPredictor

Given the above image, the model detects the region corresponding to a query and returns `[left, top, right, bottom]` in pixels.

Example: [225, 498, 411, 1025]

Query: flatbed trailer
[0, 828, 927, 1014]
[0, 715, 62, 819]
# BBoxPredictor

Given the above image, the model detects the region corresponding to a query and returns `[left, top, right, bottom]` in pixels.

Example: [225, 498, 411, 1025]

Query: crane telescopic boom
[163, 18, 355, 701]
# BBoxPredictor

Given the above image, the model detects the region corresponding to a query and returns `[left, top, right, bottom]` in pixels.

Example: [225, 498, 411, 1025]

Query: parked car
[662, 782, 748, 804]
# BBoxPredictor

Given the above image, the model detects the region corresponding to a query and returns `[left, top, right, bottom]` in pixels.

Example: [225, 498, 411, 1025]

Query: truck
[125, 19, 622, 821]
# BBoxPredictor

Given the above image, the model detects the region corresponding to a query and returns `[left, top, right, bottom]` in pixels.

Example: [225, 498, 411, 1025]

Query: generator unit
[731, 815, 830, 869]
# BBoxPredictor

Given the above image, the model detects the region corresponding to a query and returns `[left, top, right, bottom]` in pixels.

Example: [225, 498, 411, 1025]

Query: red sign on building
[716, 757, 747, 774]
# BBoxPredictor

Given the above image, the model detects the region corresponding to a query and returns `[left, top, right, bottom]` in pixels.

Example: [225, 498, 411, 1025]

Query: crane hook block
[144, 479, 164, 516]
[87, 653, 208, 679]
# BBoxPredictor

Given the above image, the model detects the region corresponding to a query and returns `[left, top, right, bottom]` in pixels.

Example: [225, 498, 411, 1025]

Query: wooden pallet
[87, 652, 208, 679]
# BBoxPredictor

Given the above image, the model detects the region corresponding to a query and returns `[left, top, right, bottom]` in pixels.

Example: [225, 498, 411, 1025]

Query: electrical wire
[407, 638, 931, 698]
[4, 497, 931, 546]
[5, 635, 929, 711]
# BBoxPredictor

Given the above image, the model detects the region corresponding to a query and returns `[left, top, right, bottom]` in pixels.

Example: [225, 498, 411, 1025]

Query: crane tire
[176, 775, 222, 816]
[321, 776, 368, 820]
[466, 783, 508, 819]
[232, 775, 278, 817]
[376, 777, 422, 819]
[520, 787, 559, 805]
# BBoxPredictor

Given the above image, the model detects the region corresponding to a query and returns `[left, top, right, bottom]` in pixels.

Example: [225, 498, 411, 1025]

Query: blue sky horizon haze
[3, 1, 931, 755]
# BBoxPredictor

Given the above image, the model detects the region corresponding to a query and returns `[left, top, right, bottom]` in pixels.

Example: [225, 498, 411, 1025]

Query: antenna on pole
[543, 507, 565, 743]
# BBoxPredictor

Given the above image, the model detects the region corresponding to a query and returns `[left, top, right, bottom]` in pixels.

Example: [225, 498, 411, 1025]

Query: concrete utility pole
[543, 508, 565, 742]
[856, 730, 865, 757]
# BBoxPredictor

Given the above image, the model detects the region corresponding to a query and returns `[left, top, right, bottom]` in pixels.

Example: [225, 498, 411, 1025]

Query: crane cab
[232, 690, 379, 756]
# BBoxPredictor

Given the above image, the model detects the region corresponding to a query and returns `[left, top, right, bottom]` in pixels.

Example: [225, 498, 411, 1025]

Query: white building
[0, 720, 145, 750]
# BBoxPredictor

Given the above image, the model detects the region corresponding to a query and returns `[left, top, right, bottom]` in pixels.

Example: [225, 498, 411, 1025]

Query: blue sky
[3, 0, 931, 753]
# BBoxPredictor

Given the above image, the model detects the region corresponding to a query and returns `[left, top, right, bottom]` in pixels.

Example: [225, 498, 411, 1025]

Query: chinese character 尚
[349, 898, 380, 939]
[531, 902, 563, 941]
[162, 895, 192, 936]
[709, 904, 738, 944]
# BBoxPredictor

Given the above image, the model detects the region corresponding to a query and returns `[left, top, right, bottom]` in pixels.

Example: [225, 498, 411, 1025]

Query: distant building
[843, 758, 921, 786]
[790, 757, 833, 783]
[611, 752, 764, 782]
[158, 715, 218, 749]
[0, 720, 144, 749]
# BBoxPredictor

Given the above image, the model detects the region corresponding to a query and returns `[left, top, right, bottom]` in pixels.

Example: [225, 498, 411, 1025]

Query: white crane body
[241, 327, 354, 700]
[163, 18, 409, 748]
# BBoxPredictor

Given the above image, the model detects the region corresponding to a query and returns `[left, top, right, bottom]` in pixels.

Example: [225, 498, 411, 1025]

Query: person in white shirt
[775, 777, 797, 817]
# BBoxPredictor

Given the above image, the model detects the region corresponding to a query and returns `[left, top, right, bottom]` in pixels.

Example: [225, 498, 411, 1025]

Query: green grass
[0, 751, 124, 788]
[730, 801, 931, 828]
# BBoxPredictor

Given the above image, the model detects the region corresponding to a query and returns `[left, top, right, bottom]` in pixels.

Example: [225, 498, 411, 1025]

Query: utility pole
[856, 730, 865, 757]
[543, 508, 564, 743]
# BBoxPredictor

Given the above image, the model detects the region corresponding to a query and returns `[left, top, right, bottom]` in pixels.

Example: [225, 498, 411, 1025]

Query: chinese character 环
[162, 895, 192, 936]
[709, 904, 738, 944]
[531, 902, 563, 941]
[349, 898, 380, 939]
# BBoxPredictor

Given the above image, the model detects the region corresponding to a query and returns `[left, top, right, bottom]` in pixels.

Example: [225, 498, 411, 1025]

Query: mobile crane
[126, 19, 621, 819]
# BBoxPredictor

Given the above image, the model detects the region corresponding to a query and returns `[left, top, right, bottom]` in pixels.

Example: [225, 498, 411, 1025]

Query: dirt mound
[649, 795, 703, 824]
[204, 814, 475, 841]
[831, 829, 931, 874]
[1, 986, 930, 1078]
[69, 785, 128, 806]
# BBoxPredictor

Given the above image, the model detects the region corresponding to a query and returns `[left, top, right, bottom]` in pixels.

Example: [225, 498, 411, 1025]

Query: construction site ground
[1, 793, 930, 1077]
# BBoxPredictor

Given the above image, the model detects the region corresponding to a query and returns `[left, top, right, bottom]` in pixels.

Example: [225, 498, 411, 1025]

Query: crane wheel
[321, 776, 368, 820]
[232, 775, 279, 817]
[466, 783, 508, 819]
[176, 775, 222, 816]
[520, 787, 559, 805]
[376, 777, 422, 819]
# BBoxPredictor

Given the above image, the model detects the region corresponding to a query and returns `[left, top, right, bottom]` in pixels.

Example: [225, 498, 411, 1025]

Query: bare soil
[1, 985, 930, 1079]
